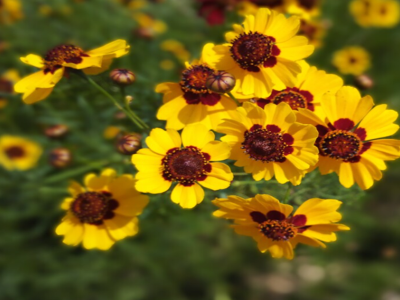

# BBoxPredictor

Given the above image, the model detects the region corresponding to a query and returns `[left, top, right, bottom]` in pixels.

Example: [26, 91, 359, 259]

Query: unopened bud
[206, 71, 236, 94]
[110, 68, 136, 86]
[125, 95, 134, 105]
[44, 124, 69, 139]
[49, 147, 72, 168]
[354, 74, 374, 90]
[116, 133, 142, 155]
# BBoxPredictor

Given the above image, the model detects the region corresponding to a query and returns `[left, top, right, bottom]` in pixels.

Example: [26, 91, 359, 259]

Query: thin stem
[228, 92, 240, 106]
[282, 183, 291, 203]
[233, 172, 249, 176]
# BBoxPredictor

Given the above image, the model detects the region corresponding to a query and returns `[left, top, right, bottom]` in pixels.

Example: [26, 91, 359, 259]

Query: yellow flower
[0, 135, 42, 171]
[332, 46, 370, 76]
[350, 0, 399, 28]
[131, 124, 233, 209]
[103, 126, 121, 139]
[134, 13, 167, 35]
[160, 39, 190, 62]
[156, 45, 237, 131]
[297, 86, 400, 190]
[286, 0, 322, 19]
[0, 0, 23, 24]
[0, 69, 20, 108]
[55, 168, 149, 250]
[202, 8, 314, 99]
[217, 102, 319, 185]
[254, 61, 343, 117]
[14, 40, 130, 104]
[213, 194, 350, 260]
[298, 18, 327, 48]
[236, 0, 288, 16]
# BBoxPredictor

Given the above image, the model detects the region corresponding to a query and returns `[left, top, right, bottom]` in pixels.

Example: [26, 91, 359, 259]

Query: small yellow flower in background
[217, 102, 319, 185]
[236, 0, 287, 16]
[134, 12, 167, 36]
[213, 194, 349, 260]
[0, 0, 23, 24]
[298, 18, 327, 49]
[0, 135, 42, 171]
[203, 8, 314, 99]
[103, 126, 121, 140]
[0, 69, 20, 108]
[350, 0, 399, 28]
[14, 40, 130, 104]
[254, 61, 343, 117]
[297, 86, 400, 190]
[286, 0, 322, 19]
[132, 123, 233, 209]
[332, 46, 371, 76]
[156, 45, 237, 131]
[55, 168, 149, 250]
[161, 39, 190, 62]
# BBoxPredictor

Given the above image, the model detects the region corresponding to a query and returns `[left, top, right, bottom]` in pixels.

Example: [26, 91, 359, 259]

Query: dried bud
[110, 68, 136, 86]
[44, 124, 69, 139]
[354, 74, 374, 90]
[49, 148, 72, 168]
[206, 71, 236, 94]
[117, 133, 142, 155]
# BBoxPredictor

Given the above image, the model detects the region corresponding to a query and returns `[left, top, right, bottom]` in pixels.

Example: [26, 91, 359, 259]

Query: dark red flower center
[180, 64, 221, 106]
[298, 0, 319, 10]
[0, 78, 13, 93]
[71, 191, 119, 225]
[230, 31, 278, 72]
[319, 130, 362, 160]
[162, 147, 212, 186]
[250, 210, 309, 241]
[44, 45, 88, 74]
[257, 88, 314, 111]
[251, 0, 284, 7]
[5, 146, 25, 159]
[241, 125, 294, 162]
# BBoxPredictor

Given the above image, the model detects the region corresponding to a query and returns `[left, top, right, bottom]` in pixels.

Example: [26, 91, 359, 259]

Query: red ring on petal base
[162, 146, 211, 186]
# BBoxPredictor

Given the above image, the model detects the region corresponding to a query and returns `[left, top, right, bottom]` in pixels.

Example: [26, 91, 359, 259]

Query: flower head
[0, 0, 23, 24]
[297, 86, 400, 190]
[213, 194, 350, 259]
[55, 168, 149, 250]
[131, 123, 233, 209]
[350, 0, 399, 28]
[332, 46, 370, 76]
[0, 69, 20, 108]
[217, 102, 319, 185]
[156, 45, 237, 130]
[255, 61, 343, 116]
[0, 135, 42, 170]
[14, 40, 130, 104]
[203, 8, 314, 99]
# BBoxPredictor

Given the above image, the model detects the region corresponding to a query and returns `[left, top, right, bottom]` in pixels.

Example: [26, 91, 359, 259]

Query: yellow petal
[294, 198, 343, 225]
[145, 128, 181, 155]
[171, 183, 204, 209]
[181, 123, 215, 149]
[20, 54, 44, 68]
[198, 162, 233, 190]
[85, 39, 130, 58]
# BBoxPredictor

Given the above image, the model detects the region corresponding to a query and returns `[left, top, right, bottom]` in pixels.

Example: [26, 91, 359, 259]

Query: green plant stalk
[228, 92, 241, 106]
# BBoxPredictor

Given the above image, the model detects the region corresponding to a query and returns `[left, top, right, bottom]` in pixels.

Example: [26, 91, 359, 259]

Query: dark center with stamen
[253, 0, 284, 7]
[259, 219, 297, 241]
[230, 32, 274, 71]
[180, 64, 214, 94]
[71, 191, 119, 224]
[5, 146, 25, 159]
[44, 44, 88, 74]
[272, 90, 307, 110]
[298, 0, 319, 10]
[162, 147, 211, 186]
[319, 130, 362, 160]
[242, 128, 288, 162]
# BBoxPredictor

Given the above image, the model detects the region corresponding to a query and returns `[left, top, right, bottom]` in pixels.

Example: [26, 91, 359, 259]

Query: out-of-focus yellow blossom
[298, 18, 328, 48]
[134, 12, 167, 36]
[0, 69, 20, 109]
[103, 126, 121, 140]
[350, 0, 399, 28]
[332, 46, 371, 76]
[160, 59, 175, 70]
[0, 0, 23, 24]
[286, 0, 322, 19]
[161, 40, 190, 62]
[115, 0, 147, 10]
[0, 136, 42, 171]
[237, 0, 288, 16]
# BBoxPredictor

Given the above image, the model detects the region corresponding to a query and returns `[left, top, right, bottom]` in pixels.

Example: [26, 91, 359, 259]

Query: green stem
[233, 172, 249, 176]
[282, 183, 291, 203]
[228, 92, 240, 106]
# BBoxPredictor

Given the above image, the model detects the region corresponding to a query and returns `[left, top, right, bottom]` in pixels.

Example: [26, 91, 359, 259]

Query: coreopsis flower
[131, 124, 233, 209]
[0, 69, 20, 108]
[133, 13, 167, 39]
[286, 0, 321, 19]
[332, 46, 370, 76]
[203, 8, 314, 99]
[55, 168, 149, 250]
[296, 86, 400, 190]
[255, 61, 343, 116]
[0, 0, 23, 24]
[298, 18, 327, 48]
[155, 46, 237, 131]
[237, 0, 287, 16]
[350, 0, 399, 28]
[217, 102, 319, 185]
[14, 40, 130, 104]
[0, 135, 42, 171]
[213, 194, 350, 259]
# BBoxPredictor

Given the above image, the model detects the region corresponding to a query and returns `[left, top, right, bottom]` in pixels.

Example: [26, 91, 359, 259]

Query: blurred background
[1, 0, 400, 299]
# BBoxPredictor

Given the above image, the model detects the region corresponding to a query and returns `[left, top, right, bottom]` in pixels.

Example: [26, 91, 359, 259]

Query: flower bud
[49, 148, 72, 168]
[354, 74, 374, 90]
[206, 71, 236, 94]
[116, 133, 142, 155]
[44, 124, 69, 139]
[110, 68, 136, 86]
[125, 95, 134, 105]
